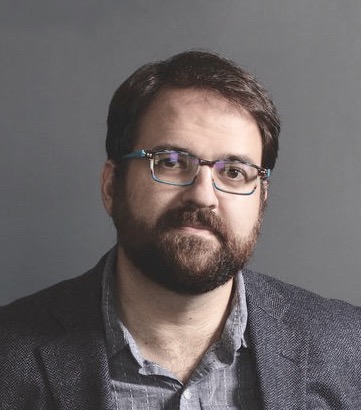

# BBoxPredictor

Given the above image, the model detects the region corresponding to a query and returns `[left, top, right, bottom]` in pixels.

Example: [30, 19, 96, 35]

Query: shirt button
[183, 389, 192, 400]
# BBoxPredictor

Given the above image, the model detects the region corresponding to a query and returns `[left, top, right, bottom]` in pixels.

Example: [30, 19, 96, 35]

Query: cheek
[126, 179, 178, 225]
[222, 195, 262, 235]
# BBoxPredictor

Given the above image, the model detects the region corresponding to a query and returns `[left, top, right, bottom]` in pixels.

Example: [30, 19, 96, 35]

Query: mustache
[156, 206, 230, 242]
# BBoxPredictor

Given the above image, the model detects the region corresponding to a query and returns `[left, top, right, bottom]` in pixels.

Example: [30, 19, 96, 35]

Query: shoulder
[243, 268, 361, 322]
[0, 252, 109, 407]
[243, 268, 361, 359]
[243, 270, 361, 403]
[0, 252, 107, 346]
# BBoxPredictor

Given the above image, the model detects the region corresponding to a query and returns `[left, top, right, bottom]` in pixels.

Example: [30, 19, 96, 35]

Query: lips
[177, 224, 215, 236]
[183, 222, 211, 230]
[171, 216, 216, 233]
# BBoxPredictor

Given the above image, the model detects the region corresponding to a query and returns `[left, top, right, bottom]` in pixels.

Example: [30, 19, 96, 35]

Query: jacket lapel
[38, 329, 114, 410]
[37, 258, 115, 410]
[244, 271, 309, 409]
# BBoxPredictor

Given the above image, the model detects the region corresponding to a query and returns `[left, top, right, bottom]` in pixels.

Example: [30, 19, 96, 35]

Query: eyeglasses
[122, 149, 271, 195]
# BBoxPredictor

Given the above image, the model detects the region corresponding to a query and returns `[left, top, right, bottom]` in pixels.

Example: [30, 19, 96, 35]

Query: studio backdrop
[1, 0, 360, 305]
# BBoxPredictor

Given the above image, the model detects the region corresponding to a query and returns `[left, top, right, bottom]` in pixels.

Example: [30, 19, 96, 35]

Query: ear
[101, 160, 116, 216]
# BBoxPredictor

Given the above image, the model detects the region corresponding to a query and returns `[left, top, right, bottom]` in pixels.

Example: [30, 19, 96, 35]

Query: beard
[112, 195, 265, 295]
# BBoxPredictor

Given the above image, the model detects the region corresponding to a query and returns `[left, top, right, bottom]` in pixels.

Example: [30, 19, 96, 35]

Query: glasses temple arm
[122, 149, 149, 160]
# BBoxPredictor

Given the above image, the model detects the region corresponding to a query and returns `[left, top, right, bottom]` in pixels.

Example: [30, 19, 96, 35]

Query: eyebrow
[151, 144, 190, 153]
[223, 154, 258, 165]
[150, 144, 259, 165]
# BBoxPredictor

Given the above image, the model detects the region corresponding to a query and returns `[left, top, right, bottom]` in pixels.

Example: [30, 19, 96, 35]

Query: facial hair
[112, 196, 265, 295]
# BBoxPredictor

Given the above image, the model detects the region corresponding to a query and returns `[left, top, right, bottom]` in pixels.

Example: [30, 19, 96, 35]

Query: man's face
[104, 88, 266, 294]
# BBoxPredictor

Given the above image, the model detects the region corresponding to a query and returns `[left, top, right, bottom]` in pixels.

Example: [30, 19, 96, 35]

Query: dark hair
[106, 50, 280, 169]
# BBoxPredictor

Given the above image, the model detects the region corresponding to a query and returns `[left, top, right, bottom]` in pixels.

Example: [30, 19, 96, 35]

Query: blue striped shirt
[102, 248, 260, 409]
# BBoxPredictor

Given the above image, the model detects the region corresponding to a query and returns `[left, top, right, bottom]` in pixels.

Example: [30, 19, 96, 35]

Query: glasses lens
[153, 151, 198, 185]
[213, 161, 258, 194]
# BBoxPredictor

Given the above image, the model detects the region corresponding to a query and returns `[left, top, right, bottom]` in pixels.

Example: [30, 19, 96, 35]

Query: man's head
[106, 50, 280, 170]
[102, 51, 280, 295]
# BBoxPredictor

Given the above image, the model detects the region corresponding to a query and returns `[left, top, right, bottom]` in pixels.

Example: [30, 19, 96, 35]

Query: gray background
[1, 1, 360, 305]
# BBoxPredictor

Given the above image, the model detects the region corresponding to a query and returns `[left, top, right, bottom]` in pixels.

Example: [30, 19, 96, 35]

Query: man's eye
[158, 159, 181, 168]
[222, 166, 247, 181]
[156, 155, 187, 169]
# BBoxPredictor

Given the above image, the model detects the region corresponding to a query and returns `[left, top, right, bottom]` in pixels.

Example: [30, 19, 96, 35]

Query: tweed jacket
[0, 252, 360, 409]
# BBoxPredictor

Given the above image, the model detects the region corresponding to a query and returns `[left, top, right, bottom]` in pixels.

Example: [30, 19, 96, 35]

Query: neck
[114, 246, 234, 382]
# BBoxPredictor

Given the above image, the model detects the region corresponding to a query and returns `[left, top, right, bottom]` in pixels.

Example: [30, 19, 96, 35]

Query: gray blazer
[0, 252, 360, 409]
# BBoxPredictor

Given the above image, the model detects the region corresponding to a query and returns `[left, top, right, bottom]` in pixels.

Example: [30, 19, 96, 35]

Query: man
[0, 51, 360, 410]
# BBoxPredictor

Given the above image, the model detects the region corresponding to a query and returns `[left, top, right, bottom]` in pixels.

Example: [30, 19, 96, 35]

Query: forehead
[135, 88, 262, 163]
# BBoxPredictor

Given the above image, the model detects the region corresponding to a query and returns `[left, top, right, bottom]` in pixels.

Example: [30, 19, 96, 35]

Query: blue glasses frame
[122, 149, 271, 195]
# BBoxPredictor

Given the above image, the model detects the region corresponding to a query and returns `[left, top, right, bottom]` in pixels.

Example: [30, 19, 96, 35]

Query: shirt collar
[101, 247, 249, 359]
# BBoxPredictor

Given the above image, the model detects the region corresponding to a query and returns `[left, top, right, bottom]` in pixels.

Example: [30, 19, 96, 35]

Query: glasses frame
[121, 149, 271, 195]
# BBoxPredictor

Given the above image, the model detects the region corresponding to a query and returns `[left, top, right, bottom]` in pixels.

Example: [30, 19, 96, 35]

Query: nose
[180, 166, 219, 209]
